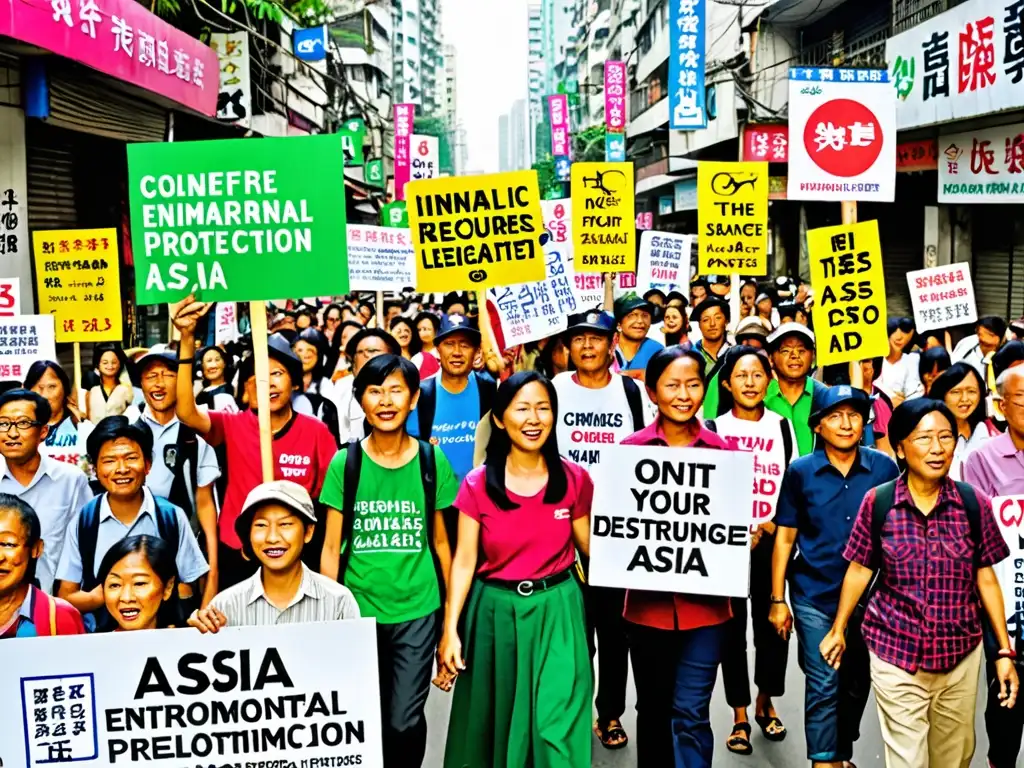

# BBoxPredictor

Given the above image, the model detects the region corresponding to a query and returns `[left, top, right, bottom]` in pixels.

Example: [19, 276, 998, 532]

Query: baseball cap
[767, 322, 815, 350]
[565, 310, 616, 337]
[734, 316, 771, 343]
[234, 480, 317, 547]
[434, 314, 481, 345]
[614, 295, 659, 322]
[809, 385, 871, 427]
[135, 344, 178, 373]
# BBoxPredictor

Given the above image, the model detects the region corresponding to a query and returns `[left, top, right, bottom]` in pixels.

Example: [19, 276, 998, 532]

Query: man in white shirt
[877, 317, 923, 405]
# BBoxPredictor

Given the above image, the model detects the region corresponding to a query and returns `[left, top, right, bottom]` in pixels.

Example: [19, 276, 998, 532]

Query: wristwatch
[770, 595, 787, 605]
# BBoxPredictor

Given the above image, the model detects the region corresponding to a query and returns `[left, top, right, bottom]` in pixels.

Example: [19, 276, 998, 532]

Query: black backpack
[620, 375, 646, 433]
[417, 373, 496, 441]
[136, 417, 200, 526]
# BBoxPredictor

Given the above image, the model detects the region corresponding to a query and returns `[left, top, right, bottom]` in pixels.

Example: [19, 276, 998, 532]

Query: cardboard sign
[907, 263, 977, 332]
[0, 314, 57, 382]
[347, 224, 416, 290]
[638, 231, 693, 294]
[127, 135, 348, 304]
[214, 302, 240, 345]
[406, 171, 545, 292]
[807, 220, 888, 366]
[589, 445, 754, 597]
[410, 135, 439, 181]
[381, 201, 408, 228]
[210, 32, 251, 126]
[714, 418, 790, 523]
[0, 619, 383, 768]
[0, 276, 20, 317]
[994, 495, 1024, 634]
[32, 228, 123, 342]
[571, 162, 635, 273]
[697, 161, 768, 274]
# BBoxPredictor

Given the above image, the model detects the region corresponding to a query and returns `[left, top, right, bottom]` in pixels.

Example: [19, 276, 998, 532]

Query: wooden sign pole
[843, 201, 861, 389]
[842, 201, 857, 225]
[72, 342, 82, 395]
[248, 301, 275, 483]
[376, 290, 385, 329]
[476, 290, 505, 374]
[603, 272, 614, 311]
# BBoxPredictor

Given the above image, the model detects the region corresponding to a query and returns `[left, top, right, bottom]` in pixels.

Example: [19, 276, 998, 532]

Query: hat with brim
[238, 334, 303, 385]
[434, 313, 481, 345]
[234, 480, 317, 557]
[767, 322, 815, 351]
[808, 385, 872, 428]
[564, 310, 616, 338]
[643, 288, 667, 303]
[734, 316, 770, 343]
[135, 350, 179, 374]
[614, 295, 659, 323]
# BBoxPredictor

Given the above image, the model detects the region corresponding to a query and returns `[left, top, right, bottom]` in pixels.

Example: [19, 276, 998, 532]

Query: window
[349, 66, 365, 82]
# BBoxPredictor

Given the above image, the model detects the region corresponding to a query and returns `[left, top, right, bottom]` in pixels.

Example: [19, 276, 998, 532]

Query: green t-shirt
[764, 378, 816, 457]
[320, 442, 458, 624]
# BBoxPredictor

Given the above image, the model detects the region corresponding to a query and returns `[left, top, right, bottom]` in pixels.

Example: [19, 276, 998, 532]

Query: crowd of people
[2, 278, 1024, 768]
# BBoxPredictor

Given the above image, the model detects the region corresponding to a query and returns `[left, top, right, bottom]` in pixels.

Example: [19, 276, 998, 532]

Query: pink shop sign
[0, 0, 218, 115]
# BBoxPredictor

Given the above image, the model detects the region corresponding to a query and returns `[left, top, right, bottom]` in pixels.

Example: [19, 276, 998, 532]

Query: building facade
[392, 0, 444, 113]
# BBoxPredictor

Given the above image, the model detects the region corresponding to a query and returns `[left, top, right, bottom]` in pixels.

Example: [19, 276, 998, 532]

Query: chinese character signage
[0, 276, 20, 317]
[549, 94, 570, 157]
[0, 0, 217, 115]
[1, 186, 24, 268]
[127, 135, 349, 304]
[806, 220, 889, 366]
[214, 302, 239, 345]
[697, 161, 768, 274]
[605, 60, 627, 132]
[938, 123, 1024, 203]
[32, 228, 122, 342]
[293, 25, 327, 61]
[365, 158, 384, 187]
[0, 315, 56, 382]
[885, 0, 1024, 129]
[410, 135, 440, 181]
[743, 124, 789, 162]
[638, 231, 693, 294]
[571, 162, 635, 273]
[907, 263, 978, 331]
[787, 68, 896, 202]
[394, 103, 414, 201]
[340, 118, 366, 167]
[605, 133, 626, 162]
[406, 171, 545, 291]
[897, 139, 939, 171]
[347, 224, 416, 290]
[669, 0, 707, 130]
[210, 32, 250, 126]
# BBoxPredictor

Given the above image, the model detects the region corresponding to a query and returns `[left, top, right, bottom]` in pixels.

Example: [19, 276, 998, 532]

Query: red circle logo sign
[802, 98, 882, 178]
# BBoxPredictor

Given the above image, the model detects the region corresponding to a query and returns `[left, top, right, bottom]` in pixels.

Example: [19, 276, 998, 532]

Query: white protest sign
[637, 231, 693, 294]
[0, 276, 21, 317]
[0, 314, 56, 381]
[589, 444, 754, 597]
[347, 224, 416, 290]
[994, 495, 1024, 635]
[214, 302, 240, 345]
[713, 416, 790, 523]
[410, 135, 440, 181]
[906, 263, 977, 333]
[0, 619, 383, 768]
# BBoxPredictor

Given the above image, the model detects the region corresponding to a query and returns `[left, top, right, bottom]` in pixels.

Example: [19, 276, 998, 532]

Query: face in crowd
[103, 546, 175, 632]
[324, 307, 343, 335]
[361, 369, 418, 434]
[568, 331, 613, 375]
[243, 359, 294, 415]
[814, 404, 864, 451]
[247, 503, 313, 573]
[29, 367, 66, 423]
[201, 349, 227, 385]
[351, 335, 391, 376]
[978, 323, 1003, 356]
[649, 354, 704, 425]
[740, 282, 756, 309]
[493, 380, 554, 453]
[0, 398, 48, 464]
[96, 437, 150, 500]
[0, 505, 42, 600]
[390, 318, 414, 352]
[619, 308, 652, 343]
[1001, 369, 1024, 440]
[417, 317, 437, 348]
[293, 340, 319, 375]
[662, 306, 685, 337]
[140, 361, 177, 415]
[690, 283, 707, 306]
[896, 410, 956, 482]
[771, 336, 814, 383]
[698, 306, 727, 344]
[889, 326, 914, 355]
[725, 353, 770, 411]
[942, 369, 983, 426]
[438, 332, 478, 378]
[98, 351, 122, 380]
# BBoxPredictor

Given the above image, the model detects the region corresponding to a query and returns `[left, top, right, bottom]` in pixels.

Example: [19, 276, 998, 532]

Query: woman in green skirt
[438, 371, 594, 768]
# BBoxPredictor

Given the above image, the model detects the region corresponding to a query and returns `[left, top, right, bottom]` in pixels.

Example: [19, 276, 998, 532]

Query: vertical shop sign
[365, 158, 385, 187]
[604, 60, 627, 132]
[742, 124, 789, 162]
[210, 32, 251, 127]
[410, 135, 440, 181]
[549, 94, 570, 157]
[605, 133, 626, 162]
[669, 0, 707, 130]
[394, 103, 414, 201]
[0, 187, 19, 262]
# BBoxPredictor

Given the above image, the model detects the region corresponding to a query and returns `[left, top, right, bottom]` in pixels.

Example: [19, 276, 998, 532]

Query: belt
[484, 568, 573, 597]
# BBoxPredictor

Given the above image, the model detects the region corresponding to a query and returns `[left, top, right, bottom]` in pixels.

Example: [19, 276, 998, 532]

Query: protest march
[4, 1, 1024, 767]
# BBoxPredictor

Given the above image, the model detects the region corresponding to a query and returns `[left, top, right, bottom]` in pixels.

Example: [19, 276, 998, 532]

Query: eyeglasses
[0, 419, 42, 433]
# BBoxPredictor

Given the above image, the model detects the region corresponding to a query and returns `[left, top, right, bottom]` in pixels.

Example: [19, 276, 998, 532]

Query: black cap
[614, 295, 659, 322]
[565, 310, 616, 337]
[433, 314, 481, 345]
[993, 340, 1024, 380]
[809, 385, 871, 427]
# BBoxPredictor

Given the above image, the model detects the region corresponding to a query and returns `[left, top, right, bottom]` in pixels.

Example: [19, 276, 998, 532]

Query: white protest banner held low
[637, 231, 693, 294]
[589, 444, 754, 597]
[994, 495, 1024, 633]
[907, 263, 977, 332]
[0, 619, 383, 768]
[0, 314, 56, 382]
[347, 224, 416, 291]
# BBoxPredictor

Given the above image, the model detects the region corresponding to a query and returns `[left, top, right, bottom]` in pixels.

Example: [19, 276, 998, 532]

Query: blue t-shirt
[408, 374, 481, 481]
[615, 337, 664, 372]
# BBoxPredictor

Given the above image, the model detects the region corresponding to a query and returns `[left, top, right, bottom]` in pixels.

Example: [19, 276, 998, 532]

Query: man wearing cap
[613, 296, 664, 375]
[333, 328, 402, 443]
[136, 349, 221, 606]
[553, 310, 651, 750]
[702, 317, 770, 418]
[769, 387, 898, 768]
[765, 322, 828, 457]
[692, 296, 732, 376]
[188, 480, 359, 631]
[170, 296, 338, 590]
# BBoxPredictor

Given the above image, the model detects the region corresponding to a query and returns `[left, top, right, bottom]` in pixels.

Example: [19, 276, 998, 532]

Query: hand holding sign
[170, 294, 214, 335]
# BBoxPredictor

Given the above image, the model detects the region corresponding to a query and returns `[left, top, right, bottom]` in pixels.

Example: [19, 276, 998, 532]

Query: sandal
[726, 722, 753, 755]
[754, 712, 788, 742]
[593, 718, 628, 750]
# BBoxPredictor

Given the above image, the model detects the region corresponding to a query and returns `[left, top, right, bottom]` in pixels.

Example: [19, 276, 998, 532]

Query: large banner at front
[0, 620, 383, 768]
[787, 68, 896, 202]
[589, 445, 754, 597]
[127, 135, 348, 304]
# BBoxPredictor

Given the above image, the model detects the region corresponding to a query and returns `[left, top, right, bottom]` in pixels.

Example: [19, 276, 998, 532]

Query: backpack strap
[780, 419, 794, 467]
[153, 497, 182, 569]
[417, 378, 437, 441]
[418, 440, 446, 596]
[954, 481, 983, 569]
[703, 418, 718, 433]
[166, 423, 200, 521]
[335, 440, 363, 582]
[78, 497, 102, 592]
[622, 375, 646, 431]
[476, 374, 496, 421]
[869, 480, 898, 571]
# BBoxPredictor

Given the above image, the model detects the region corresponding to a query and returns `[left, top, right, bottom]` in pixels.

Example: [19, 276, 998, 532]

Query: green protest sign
[381, 201, 408, 228]
[341, 119, 367, 167]
[127, 134, 348, 304]
[365, 158, 384, 187]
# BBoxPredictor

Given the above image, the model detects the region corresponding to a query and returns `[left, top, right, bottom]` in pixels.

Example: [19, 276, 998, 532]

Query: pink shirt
[455, 460, 593, 581]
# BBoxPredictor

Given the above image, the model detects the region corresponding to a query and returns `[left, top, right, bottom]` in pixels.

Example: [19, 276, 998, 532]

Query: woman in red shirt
[622, 345, 733, 768]
[439, 371, 594, 768]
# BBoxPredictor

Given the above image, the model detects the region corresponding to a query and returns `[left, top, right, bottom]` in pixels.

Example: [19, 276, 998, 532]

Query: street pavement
[423, 630, 995, 767]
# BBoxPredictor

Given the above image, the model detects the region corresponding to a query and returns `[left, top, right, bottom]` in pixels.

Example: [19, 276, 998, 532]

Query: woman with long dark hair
[86, 342, 136, 423]
[391, 315, 440, 378]
[99, 535, 182, 631]
[24, 361, 89, 458]
[195, 346, 238, 412]
[929, 362, 998, 479]
[440, 371, 594, 767]
[416, 311, 440, 358]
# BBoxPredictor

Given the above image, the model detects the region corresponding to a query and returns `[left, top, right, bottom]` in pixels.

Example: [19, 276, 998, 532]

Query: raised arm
[170, 296, 213, 435]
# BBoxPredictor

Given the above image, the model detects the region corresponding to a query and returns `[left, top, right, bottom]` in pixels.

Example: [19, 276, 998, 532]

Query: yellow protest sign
[697, 161, 768, 274]
[32, 228, 123, 343]
[406, 171, 545, 291]
[807, 219, 888, 366]
[571, 162, 635, 273]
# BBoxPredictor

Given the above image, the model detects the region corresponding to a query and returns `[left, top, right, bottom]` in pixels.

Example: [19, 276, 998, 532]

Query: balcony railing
[796, 25, 889, 69]
[629, 74, 665, 121]
[892, 0, 970, 34]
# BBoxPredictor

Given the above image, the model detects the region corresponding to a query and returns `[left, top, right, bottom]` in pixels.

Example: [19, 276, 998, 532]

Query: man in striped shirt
[188, 481, 359, 630]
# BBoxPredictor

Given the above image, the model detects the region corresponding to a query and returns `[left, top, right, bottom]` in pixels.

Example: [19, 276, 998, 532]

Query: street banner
[127, 134, 348, 304]
[394, 103, 414, 201]
[907, 263, 978, 332]
[410, 135, 440, 181]
[340, 117, 366, 167]
[489, 237, 576, 346]
[348, 225, 416, 291]
[697, 161, 768, 274]
[0, 314, 56, 382]
[554, 156, 571, 182]
[589, 445, 754, 596]
[713, 418, 790, 523]
[571, 162, 635, 274]
[743, 124, 789, 162]
[0, 619, 383, 768]
[0, 276, 20, 317]
[668, 0, 706, 130]
[32, 228, 123, 342]
[211, 32, 251, 126]
[897, 139, 938, 172]
[406, 171, 545, 292]
[637, 231, 693, 294]
[938, 123, 1024, 203]
[806, 219, 888, 366]
[549, 94, 570, 158]
[787, 68, 896, 202]
[605, 133, 626, 162]
[214, 302, 240, 345]
[365, 158, 385, 188]
[994, 495, 1024, 633]
[605, 60, 627, 132]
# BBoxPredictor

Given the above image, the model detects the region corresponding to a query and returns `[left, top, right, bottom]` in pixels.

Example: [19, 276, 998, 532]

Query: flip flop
[726, 722, 753, 755]
[754, 713, 788, 742]
[594, 718, 628, 750]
